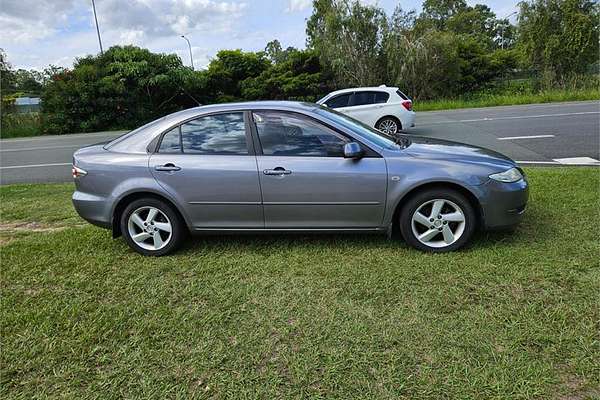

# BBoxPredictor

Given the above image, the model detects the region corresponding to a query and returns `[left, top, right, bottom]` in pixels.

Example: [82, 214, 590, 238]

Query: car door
[149, 111, 263, 229]
[251, 110, 387, 229]
[343, 91, 389, 127]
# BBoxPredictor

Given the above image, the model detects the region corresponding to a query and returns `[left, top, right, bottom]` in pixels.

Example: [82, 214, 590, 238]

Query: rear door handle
[154, 163, 181, 172]
[263, 167, 292, 176]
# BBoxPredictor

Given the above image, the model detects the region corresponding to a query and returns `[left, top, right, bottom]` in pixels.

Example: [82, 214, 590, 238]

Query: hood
[396, 135, 515, 169]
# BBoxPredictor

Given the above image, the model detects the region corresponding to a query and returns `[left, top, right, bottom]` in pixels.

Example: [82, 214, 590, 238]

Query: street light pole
[181, 35, 194, 70]
[91, 0, 103, 54]
[501, 11, 518, 50]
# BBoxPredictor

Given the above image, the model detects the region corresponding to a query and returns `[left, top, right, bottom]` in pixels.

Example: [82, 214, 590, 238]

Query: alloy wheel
[378, 119, 398, 135]
[411, 199, 466, 248]
[127, 206, 173, 251]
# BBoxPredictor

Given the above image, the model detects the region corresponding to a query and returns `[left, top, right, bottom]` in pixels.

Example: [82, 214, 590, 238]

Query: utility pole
[181, 35, 194, 70]
[501, 11, 517, 50]
[91, 0, 103, 54]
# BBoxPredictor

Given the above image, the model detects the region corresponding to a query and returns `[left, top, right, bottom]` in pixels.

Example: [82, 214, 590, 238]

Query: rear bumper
[72, 190, 112, 229]
[402, 112, 416, 130]
[479, 178, 529, 230]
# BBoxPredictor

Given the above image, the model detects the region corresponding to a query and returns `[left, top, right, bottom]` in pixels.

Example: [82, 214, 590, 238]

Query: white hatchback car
[316, 86, 416, 135]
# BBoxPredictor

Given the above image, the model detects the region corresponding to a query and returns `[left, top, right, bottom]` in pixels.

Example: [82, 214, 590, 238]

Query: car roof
[163, 100, 319, 122]
[323, 86, 399, 97]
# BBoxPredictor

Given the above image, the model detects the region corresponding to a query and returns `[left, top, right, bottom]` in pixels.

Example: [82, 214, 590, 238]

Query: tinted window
[351, 91, 375, 106]
[350, 91, 389, 106]
[315, 107, 399, 150]
[180, 113, 248, 155]
[254, 112, 348, 157]
[396, 89, 409, 100]
[158, 127, 181, 153]
[325, 94, 351, 109]
[374, 92, 390, 103]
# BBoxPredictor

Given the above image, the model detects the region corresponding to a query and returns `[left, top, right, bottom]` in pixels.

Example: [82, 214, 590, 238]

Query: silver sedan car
[72, 101, 528, 256]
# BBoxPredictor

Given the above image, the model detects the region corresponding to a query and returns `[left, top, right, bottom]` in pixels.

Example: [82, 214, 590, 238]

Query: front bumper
[479, 178, 529, 230]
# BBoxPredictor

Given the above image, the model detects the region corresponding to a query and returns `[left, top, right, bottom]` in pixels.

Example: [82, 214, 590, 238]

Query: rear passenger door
[344, 91, 389, 126]
[149, 111, 263, 229]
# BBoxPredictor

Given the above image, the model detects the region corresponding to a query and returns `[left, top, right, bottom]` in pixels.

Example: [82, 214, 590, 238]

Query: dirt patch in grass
[0, 221, 66, 232]
[0, 221, 86, 233]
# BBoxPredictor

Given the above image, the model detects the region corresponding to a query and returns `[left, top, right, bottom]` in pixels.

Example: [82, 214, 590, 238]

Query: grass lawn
[1, 167, 599, 399]
[415, 88, 599, 112]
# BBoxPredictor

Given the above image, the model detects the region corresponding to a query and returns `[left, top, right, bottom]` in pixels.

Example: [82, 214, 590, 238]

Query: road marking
[420, 111, 600, 125]
[553, 157, 600, 165]
[498, 135, 555, 141]
[516, 161, 560, 164]
[0, 145, 79, 153]
[0, 162, 71, 170]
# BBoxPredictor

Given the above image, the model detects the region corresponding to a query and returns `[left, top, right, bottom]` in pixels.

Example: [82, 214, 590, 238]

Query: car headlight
[489, 167, 523, 183]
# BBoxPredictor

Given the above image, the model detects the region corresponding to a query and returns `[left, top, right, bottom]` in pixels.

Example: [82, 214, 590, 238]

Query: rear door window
[180, 113, 248, 155]
[374, 92, 390, 103]
[350, 91, 375, 106]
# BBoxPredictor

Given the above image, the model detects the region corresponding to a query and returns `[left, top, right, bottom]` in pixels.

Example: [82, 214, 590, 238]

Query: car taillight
[72, 165, 87, 179]
[401, 100, 413, 111]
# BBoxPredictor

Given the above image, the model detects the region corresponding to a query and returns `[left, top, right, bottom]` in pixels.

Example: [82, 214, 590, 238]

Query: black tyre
[376, 116, 401, 135]
[120, 197, 186, 256]
[399, 188, 477, 252]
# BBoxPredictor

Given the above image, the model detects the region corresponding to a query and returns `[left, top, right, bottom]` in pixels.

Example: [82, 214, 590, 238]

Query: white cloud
[0, 0, 76, 43]
[0, 0, 247, 46]
[97, 0, 247, 42]
[285, 0, 312, 13]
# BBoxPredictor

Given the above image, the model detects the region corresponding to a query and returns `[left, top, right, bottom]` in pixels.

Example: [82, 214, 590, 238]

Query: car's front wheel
[376, 117, 401, 135]
[399, 188, 476, 252]
[120, 198, 185, 256]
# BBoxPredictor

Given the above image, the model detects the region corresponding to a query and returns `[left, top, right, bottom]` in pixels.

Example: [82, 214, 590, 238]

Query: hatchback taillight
[401, 100, 413, 111]
[72, 165, 87, 179]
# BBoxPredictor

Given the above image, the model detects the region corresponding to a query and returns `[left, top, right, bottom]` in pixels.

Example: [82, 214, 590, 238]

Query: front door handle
[263, 167, 292, 176]
[154, 163, 181, 172]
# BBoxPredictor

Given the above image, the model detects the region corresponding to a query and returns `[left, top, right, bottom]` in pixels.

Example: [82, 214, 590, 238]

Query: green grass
[1, 168, 599, 399]
[415, 88, 600, 112]
[0, 113, 42, 139]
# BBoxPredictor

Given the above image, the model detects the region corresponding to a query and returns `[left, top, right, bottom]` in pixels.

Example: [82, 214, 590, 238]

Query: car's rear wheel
[399, 188, 476, 252]
[376, 117, 401, 135]
[120, 198, 185, 256]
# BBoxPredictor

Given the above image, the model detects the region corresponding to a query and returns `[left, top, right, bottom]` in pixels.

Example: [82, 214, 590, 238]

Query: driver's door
[252, 111, 387, 229]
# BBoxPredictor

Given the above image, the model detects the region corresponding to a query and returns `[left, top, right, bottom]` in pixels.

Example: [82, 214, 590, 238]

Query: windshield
[315, 106, 400, 149]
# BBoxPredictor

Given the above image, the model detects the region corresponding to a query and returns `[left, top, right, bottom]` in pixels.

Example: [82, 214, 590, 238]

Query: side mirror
[343, 142, 364, 159]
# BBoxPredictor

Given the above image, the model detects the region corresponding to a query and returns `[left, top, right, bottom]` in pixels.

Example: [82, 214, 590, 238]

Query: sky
[0, 0, 520, 71]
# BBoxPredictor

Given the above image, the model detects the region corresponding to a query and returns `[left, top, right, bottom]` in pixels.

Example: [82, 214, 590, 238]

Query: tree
[307, 0, 387, 86]
[42, 45, 198, 134]
[518, 0, 599, 82]
[199, 49, 270, 102]
[241, 49, 333, 101]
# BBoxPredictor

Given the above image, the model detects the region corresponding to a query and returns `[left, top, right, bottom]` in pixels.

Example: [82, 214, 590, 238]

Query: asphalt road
[1, 100, 598, 185]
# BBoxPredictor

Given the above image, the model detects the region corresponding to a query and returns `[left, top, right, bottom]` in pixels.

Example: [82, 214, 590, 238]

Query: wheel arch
[111, 191, 189, 238]
[390, 181, 483, 234]
[375, 115, 402, 130]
